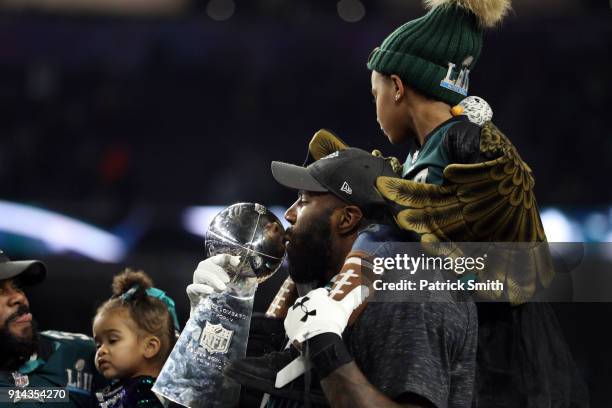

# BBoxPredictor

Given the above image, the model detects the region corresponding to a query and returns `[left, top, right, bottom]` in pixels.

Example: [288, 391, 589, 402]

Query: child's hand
[185, 254, 238, 317]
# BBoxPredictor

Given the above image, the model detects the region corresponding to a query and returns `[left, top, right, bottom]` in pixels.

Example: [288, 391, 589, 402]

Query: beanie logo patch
[440, 59, 471, 96]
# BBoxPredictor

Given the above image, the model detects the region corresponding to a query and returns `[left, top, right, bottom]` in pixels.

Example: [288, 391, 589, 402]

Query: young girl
[93, 269, 179, 408]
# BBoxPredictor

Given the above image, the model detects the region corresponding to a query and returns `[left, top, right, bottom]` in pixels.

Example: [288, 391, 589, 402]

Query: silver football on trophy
[205, 203, 286, 283]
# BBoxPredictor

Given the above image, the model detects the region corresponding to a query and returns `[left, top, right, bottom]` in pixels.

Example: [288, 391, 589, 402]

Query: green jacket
[0, 330, 106, 407]
[402, 116, 482, 184]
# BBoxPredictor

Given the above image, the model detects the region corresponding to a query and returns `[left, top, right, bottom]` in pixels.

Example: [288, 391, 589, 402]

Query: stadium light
[0, 200, 126, 262]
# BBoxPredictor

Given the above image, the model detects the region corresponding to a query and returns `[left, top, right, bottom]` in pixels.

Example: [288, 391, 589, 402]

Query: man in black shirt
[192, 148, 478, 407]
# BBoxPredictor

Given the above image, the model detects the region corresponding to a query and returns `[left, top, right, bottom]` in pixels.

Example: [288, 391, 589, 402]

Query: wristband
[306, 333, 353, 379]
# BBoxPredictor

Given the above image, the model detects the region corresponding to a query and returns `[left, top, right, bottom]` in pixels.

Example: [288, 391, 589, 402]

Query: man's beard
[0, 305, 39, 371]
[286, 209, 335, 286]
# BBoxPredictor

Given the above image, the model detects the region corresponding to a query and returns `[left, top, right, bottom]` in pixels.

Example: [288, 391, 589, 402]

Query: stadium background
[0, 0, 610, 405]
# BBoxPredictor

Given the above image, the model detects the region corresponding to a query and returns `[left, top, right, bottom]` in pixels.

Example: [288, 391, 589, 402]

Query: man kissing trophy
[153, 203, 286, 407]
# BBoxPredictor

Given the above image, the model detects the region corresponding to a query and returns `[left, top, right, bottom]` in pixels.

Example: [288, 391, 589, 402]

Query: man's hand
[284, 286, 366, 344]
[282, 289, 430, 407]
[185, 254, 238, 316]
[277, 287, 364, 384]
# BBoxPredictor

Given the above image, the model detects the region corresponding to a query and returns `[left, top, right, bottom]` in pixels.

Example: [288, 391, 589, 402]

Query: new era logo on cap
[340, 181, 352, 195]
[320, 151, 340, 160]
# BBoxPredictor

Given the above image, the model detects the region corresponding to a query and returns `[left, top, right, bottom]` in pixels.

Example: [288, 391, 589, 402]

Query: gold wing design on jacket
[376, 122, 553, 304]
[308, 129, 349, 160]
[308, 129, 402, 173]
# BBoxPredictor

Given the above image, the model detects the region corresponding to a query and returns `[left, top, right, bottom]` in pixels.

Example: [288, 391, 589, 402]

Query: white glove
[284, 286, 368, 344]
[185, 254, 239, 316]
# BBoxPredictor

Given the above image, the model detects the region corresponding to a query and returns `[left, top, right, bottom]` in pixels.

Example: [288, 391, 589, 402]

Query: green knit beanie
[367, 0, 511, 106]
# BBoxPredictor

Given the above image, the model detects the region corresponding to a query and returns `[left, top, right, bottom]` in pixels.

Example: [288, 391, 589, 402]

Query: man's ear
[390, 74, 405, 102]
[142, 335, 161, 359]
[338, 205, 363, 235]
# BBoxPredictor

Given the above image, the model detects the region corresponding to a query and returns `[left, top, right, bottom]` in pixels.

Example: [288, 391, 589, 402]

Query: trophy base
[153, 290, 255, 408]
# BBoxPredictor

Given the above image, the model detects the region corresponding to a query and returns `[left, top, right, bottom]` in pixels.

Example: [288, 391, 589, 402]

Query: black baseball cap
[271, 147, 397, 213]
[0, 250, 46, 287]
